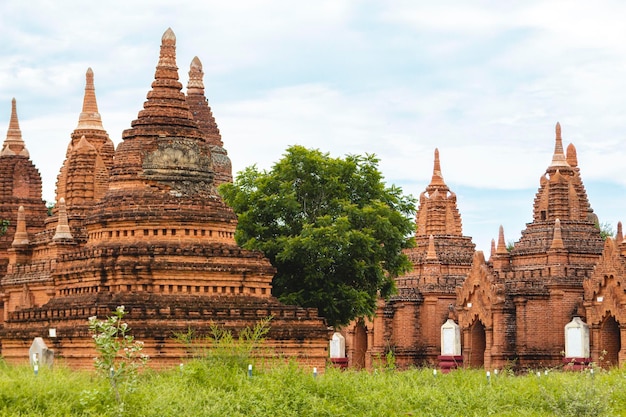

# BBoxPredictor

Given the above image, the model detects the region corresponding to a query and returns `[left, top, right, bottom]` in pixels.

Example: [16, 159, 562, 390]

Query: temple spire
[1, 98, 29, 157]
[426, 234, 438, 261]
[76, 68, 104, 130]
[156, 28, 179, 83]
[616, 221, 623, 244]
[550, 218, 565, 249]
[429, 148, 445, 186]
[550, 122, 569, 168]
[184, 55, 231, 185]
[11, 206, 29, 246]
[187, 56, 204, 94]
[416, 148, 464, 236]
[186, 55, 224, 145]
[496, 225, 508, 255]
[566, 143, 578, 168]
[128, 27, 200, 138]
[53, 198, 73, 241]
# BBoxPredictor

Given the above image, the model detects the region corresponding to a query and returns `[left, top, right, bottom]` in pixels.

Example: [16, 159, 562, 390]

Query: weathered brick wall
[0, 29, 330, 370]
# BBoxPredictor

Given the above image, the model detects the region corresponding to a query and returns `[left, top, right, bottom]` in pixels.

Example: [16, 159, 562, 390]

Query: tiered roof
[56, 68, 114, 211]
[185, 56, 232, 186]
[0, 99, 47, 275]
[512, 123, 603, 261]
[398, 149, 475, 294]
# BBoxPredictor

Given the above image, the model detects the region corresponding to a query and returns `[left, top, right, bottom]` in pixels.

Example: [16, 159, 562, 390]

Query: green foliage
[46, 202, 55, 217]
[0, 219, 8, 236]
[88, 306, 148, 414]
[174, 316, 272, 370]
[596, 221, 614, 241]
[1, 362, 626, 416]
[540, 370, 610, 416]
[372, 348, 397, 372]
[506, 240, 515, 252]
[220, 145, 416, 327]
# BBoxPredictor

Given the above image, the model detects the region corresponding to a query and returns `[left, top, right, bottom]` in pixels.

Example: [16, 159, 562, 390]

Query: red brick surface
[345, 124, 623, 371]
[0, 29, 329, 370]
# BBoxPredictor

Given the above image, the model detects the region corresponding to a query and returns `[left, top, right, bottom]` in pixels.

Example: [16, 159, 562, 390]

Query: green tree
[220, 145, 416, 327]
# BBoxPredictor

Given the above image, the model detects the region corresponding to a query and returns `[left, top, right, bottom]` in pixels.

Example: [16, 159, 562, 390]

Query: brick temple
[344, 123, 626, 370]
[2, 30, 625, 372]
[0, 29, 329, 369]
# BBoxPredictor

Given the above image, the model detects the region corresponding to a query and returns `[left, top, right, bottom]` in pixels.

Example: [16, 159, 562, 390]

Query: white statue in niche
[440, 318, 461, 356]
[564, 317, 589, 358]
[329, 332, 346, 358]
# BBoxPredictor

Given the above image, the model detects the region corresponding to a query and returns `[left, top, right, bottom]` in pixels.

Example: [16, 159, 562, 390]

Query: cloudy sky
[1, 0, 625, 252]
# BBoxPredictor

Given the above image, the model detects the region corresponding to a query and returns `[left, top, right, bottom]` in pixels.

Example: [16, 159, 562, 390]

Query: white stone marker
[441, 319, 461, 356]
[564, 317, 589, 358]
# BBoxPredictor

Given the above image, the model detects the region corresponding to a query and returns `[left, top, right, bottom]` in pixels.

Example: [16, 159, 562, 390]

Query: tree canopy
[220, 145, 416, 327]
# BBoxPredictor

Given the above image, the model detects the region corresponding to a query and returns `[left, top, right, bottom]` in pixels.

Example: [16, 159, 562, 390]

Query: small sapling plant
[0, 219, 9, 236]
[88, 306, 148, 413]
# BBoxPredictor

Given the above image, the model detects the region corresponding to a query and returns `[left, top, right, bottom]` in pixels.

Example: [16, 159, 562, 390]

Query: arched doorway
[599, 315, 621, 368]
[468, 319, 486, 368]
[352, 320, 368, 369]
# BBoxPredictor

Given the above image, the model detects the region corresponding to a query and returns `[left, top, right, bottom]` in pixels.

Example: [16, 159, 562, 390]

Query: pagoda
[457, 123, 605, 369]
[185, 56, 232, 186]
[0, 29, 329, 369]
[0, 99, 48, 279]
[344, 149, 475, 368]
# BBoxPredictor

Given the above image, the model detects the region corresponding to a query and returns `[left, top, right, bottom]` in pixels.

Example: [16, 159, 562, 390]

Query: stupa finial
[187, 56, 205, 93]
[53, 197, 73, 241]
[426, 234, 438, 261]
[1, 98, 29, 157]
[550, 218, 565, 249]
[11, 206, 29, 247]
[550, 122, 569, 168]
[154, 27, 178, 82]
[76, 68, 104, 130]
[429, 148, 445, 186]
[496, 225, 508, 255]
[566, 143, 578, 168]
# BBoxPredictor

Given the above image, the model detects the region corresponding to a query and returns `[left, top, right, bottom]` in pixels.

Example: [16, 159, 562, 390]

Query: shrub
[174, 315, 272, 371]
[88, 305, 148, 415]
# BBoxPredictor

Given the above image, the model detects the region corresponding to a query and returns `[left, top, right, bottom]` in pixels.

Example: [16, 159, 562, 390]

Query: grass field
[1, 358, 625, 417]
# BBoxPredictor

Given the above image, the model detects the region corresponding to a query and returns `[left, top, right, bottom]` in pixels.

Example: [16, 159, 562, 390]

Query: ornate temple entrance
[599, 315, 621, 368]
[468, 319, 486, 368]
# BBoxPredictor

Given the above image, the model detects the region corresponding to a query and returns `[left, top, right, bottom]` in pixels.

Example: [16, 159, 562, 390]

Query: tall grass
[1, 358, 625, 416]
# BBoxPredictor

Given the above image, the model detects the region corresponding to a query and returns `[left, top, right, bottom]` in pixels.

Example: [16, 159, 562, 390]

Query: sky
[1, 0, 625, 253]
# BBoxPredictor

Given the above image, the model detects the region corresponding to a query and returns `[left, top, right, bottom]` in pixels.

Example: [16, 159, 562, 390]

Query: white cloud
[0, 0, 625, 253]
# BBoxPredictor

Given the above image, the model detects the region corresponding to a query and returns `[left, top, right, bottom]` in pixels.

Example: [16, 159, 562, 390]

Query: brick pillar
[484, 327, 493, 370]
[1, 293, 7, 323]
[514, 297, 527, 348]
[345, 326, 357, 368]
[550, 289, 567, 361]
[616, 323, 626, 368]
[462, 326, 471, 368]
[493, 305, 505, 368]
[590, 323, 601, 364]
[364, 322, 375, 369]
[425, 298, 437, 359]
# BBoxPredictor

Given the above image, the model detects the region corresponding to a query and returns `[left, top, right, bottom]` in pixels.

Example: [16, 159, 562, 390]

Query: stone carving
[143, 138, 214, 196]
